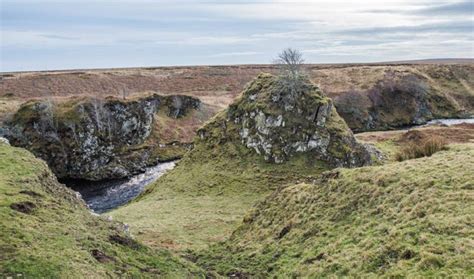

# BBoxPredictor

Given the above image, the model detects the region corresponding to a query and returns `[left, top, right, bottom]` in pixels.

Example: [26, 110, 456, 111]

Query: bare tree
[274, 48, 307, 98]
[91, 96, 113, 139]
[91, 97, 104, 129]
[119, 86, 130, 100]
[43, 89, 58, 132]
[274, 48, 305, 80]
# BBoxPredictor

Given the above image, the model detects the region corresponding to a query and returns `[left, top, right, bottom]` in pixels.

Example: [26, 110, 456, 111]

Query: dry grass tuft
[396, 135, 448, 161]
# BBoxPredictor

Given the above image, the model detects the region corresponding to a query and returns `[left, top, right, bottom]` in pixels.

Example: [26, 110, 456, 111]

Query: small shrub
[396, 136, 447, 161]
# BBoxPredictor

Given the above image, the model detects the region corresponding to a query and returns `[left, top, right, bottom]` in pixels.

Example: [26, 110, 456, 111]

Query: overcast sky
[1, 0, 473, 71]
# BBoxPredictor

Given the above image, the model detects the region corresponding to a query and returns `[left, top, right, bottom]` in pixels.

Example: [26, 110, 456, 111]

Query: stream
[66, 161, 176, 213]
[424, 118, 474, 126]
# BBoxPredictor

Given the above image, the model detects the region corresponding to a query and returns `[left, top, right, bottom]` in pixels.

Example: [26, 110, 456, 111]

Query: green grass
[111, 140, 329, 251]
[0, 143, 204, 278]
[195, 144, 474, 277]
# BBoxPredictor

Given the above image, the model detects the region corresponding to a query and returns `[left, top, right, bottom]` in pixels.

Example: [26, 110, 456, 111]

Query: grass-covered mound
[196, 144, 474, 277]
[0, 143, 203, 277]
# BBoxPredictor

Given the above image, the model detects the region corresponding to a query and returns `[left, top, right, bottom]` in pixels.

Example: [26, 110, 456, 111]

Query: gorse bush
[396, 135, 448, 161]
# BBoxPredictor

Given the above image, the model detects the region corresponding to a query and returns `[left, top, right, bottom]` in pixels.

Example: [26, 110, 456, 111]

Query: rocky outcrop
[198, 73, 374, 167]
[2, 94, 200, 180]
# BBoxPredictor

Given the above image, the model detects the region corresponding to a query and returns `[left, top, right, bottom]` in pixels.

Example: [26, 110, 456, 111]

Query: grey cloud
[416, 1, 473, 15]
[337, 21, 474, 36]
[40, 34, 79, 40]
[365, 1, 473, 16]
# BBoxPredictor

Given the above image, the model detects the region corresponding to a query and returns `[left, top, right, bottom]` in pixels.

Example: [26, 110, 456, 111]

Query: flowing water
[66, 161, 176, 213]
[425, 118, 474, 126]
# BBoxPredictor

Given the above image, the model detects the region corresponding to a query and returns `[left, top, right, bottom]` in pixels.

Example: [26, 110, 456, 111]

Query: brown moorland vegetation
[1, 63, 473, 167]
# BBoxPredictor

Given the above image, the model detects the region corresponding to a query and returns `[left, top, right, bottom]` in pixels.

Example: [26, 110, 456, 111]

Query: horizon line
[2, 58, 473, 74]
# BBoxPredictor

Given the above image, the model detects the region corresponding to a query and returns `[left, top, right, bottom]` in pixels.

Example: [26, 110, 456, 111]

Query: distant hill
[1, 59, 473, 74]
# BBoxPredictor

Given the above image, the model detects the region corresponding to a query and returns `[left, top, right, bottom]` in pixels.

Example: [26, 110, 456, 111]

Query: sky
[1, 0, 473, 71]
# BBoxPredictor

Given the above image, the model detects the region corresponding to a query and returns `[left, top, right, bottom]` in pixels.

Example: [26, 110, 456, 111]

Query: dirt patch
[321, 170, 340, 182]
[398, 130, 427, 144]
[277, 224, 292, 239]
[10, 201, 36, 214]
[304, 252, 326, 264]
[90, 249, 115, 263]
[109, 234, 141, 250]
[139, 267, 161, 274]
[19, 190, 43, 198]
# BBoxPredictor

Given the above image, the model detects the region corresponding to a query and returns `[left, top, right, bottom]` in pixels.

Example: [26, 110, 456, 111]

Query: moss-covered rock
[198, 73, 374, 167]
[2, 94, 200, 181]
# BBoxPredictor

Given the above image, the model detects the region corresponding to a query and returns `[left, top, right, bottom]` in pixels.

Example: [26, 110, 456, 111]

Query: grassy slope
[196, 144, 474, 277]
[0, 143, 203, 277]
[111, 141, 329, 251]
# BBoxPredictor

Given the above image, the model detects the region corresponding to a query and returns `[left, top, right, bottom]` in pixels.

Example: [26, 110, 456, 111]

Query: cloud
[337, 20, 474, 36]
[365, 0, 474, 16]
[414, 1, 473, 15]
[1, 0, 473, 71]
[158, 36, 263, 46]
[208, 51, 262, 57]
[40, 34, 79, 40]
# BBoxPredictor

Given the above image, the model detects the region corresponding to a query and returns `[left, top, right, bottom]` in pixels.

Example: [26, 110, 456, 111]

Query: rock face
[198, 73, 373, 167]
[3, 94, 200, 180]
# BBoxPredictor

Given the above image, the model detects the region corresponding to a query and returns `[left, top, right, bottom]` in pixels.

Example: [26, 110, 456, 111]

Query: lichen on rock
[198, 73, 374, 167]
